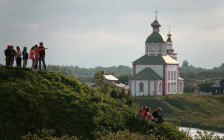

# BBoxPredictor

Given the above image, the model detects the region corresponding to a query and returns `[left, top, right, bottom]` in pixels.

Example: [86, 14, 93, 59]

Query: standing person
[4, 45, 12, 66]
[10, 45, 16, 66]
[15, 46, 22, 67]
[22, 47, 29, 68]
[29, 47, 36, 71]
[34, 44, 47, 70]
[152, 107, 164, 124]
[38, 42, 47, 70]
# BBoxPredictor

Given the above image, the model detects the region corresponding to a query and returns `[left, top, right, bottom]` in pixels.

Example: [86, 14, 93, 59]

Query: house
[211, 80, 224, 94]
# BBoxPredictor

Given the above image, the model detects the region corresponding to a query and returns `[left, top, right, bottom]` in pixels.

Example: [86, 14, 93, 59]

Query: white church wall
[166, 64, 178, 94]
[136, 65, 163, 78]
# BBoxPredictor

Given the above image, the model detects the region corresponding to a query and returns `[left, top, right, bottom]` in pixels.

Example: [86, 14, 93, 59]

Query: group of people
[136, 106, 164, 124]
[4, 42, 47, 71]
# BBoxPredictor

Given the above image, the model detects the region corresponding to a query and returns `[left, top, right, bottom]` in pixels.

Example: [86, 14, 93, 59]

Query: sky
[1, 0, 224, 69]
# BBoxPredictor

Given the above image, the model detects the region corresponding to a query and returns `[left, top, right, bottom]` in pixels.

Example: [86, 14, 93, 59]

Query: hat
[8, 45, 11, 48]
[157, 107, 162, 111]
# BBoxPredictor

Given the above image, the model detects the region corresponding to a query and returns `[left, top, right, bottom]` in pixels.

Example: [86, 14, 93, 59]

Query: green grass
[0, 65, 188, 140]
[134, 93, 224, 132]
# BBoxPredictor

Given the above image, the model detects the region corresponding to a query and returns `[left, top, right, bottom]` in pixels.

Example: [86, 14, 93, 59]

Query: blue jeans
[39, 57, 46, 70]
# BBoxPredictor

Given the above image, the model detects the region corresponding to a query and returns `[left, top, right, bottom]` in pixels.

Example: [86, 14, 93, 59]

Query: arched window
[174, 82, 176, 92]
[158, 46, 162, 52]
[168, 83, 170, 92]
[168, 71, 170, 80]
[146, 46, 148, 52]
[151, 46, 154, 52]
[174, 71, 176, 80]
[139, 82, 144, 92]
[159, 82, 162, 92]
[171, 82, 173, 93]
[171, 71, 173, 80]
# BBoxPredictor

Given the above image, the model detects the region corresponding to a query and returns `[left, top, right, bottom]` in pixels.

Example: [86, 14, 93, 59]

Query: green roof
[146, 32, 165, 43]
[133, 54, 179, 64]
[133, 54, 166, 64]
[131, 67, 162, 80]
[167, 37, 172, 42]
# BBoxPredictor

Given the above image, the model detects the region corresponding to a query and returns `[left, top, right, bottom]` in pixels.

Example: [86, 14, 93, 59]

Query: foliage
[198, 80, 214, 92]
[194, 130, 224, 140]
[47, 65, 132, 82]
[0, 65, 188, 139]
[135, 94, 224, 133]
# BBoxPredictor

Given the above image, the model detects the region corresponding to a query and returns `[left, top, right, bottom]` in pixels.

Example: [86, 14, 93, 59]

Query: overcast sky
[1, 0, 224, 69]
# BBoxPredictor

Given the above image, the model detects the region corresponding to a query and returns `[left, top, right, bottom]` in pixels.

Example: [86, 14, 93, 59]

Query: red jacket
[34, 48, 46, 60]
[29, 50, 34, 59]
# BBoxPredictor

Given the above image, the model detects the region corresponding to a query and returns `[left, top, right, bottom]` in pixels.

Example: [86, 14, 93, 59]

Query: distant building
[129, 14, 184, 96]
[211, 80, 224, 94]
[88, 74, 129, 90]
[104, 75, 129, 90]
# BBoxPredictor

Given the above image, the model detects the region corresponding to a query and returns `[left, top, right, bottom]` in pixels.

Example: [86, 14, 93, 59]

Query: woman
[29, 47, 36, 71]
[15, 46, 22, 67]
[22, 47, 28, 68]
[34, 45, 47, 70]
[144, 107, 152, 121]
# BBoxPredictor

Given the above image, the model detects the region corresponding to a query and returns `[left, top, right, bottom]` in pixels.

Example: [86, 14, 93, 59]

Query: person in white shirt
[15, 46, 22, 67]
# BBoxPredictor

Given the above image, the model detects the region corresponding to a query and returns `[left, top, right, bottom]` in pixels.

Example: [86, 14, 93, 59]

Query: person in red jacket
[33, 45, 47, 70]
[29, 46, 36, 71]
[144, 107, 152, 120]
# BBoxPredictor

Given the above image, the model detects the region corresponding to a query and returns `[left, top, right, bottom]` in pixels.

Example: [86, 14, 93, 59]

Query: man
[4, 45, 12, 66]
[10, 45, 16, 66]
[22, 47, 28, 68]
[152, 107, 164, 124]
[38, 42, 47, 70]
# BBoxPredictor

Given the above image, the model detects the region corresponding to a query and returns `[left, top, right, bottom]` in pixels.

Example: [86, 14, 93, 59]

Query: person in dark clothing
[38, 42, 47, 70]
[4, 45, 12, 66]
[10, 45, 16, 66]
[152, 107, 164, 124]
[22, 47, 29, 68]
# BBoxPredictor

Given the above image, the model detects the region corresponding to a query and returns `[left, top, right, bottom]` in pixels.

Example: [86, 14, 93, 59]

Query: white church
[129, 15, 184, 96]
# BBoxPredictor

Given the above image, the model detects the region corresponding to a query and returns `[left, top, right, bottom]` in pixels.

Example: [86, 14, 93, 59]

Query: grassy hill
[0, 65, 188, 139]
[135, 94, 224, 133]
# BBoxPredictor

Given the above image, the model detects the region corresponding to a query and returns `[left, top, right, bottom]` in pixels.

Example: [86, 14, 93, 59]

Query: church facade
[129, 16, 184, 96]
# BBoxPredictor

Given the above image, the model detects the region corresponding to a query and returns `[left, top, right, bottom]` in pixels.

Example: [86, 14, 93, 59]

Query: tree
[198, 80, 214, 92]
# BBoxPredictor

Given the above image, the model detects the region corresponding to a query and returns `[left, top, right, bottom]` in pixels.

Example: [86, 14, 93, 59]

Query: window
[139, 82, 144, 92]
[168, 71, 170, 80]
[159, 82, 162, 92]
[151, 46, 154, 52]
[171, 71, 173, 80]
[146, 46, 148, 52]
[174, 82, 176, 92]
[168, 83, 170, 92]
[174, 71, 176, 80]
[158, 46, 162, 52]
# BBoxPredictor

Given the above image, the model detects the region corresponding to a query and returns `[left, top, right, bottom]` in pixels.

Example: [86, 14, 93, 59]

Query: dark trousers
[6, 56, 11, 66]
[39, 57, 46, 70]
[16, 57, 22, 67]
[10, 57, 14, 66]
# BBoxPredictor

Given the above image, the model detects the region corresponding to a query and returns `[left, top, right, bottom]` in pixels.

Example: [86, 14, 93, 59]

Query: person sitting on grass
[144, 107, 152, 120]
[152, 107, 164, 124]
[136, 107, 143, 117]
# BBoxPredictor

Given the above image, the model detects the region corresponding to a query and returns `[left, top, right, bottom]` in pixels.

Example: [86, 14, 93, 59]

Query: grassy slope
[0, 65, 188, 140]
[135, 94, 224, 132]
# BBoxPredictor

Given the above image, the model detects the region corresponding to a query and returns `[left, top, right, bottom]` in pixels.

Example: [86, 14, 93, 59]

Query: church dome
[146, 32, 166, 43]
[151, 19, 161, 28]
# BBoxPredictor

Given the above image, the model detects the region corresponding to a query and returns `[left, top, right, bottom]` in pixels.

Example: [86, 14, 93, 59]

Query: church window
[168, 83, 170, 92]
[168, 71, 170, 80]
[159, 82, 162, 92]
[171, 71, 173, 80]
[146, 46, 148, 52]
[158, 46, 162, 52]
[174, 71, 176, 80]
[139, 82, 144, 92]
[151, 46, 154, 52]
[174, 82, 176, 92]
